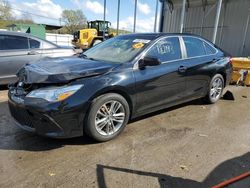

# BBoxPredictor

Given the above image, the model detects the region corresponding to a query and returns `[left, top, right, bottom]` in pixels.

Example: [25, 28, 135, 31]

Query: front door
[134, 37, 187, 114]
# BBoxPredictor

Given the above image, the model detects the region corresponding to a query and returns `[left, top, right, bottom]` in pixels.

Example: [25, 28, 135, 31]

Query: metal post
[212, 0, 222, 43]
[169, 13, 173, 33]
[200, 0, 207, 35]
[154, 0, 159, 32]
[219, 1, 227, 46]
[200, 10, 205, 35]
[117, 0, 120, 35]
[180, 0, 186, 33]
[133, 0, 137, 33]
[241, 9, 250, 56]
[103, 0, 106, 40]
[158, 0, 165, 32]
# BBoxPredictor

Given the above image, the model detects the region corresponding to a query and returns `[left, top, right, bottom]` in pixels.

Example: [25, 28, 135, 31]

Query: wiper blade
[79, 54, 96, 61]
[79, 54, 97, 61]
[79, 54, 88, 58]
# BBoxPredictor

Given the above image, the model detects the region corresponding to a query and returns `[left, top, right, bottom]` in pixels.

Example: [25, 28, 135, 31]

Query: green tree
[0, 0, 13, 20]
[61, 9, 87, 34]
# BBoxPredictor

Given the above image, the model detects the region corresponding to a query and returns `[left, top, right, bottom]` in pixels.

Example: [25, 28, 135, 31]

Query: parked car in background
[0, 31, 76, 85]
[8, 33, 232, 142]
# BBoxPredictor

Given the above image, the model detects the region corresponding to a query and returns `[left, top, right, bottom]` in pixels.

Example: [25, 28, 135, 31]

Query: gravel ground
[0, 86, 250, 188]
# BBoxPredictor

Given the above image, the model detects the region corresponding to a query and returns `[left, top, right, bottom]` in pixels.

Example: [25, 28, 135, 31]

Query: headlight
[26, 85, 83, 102]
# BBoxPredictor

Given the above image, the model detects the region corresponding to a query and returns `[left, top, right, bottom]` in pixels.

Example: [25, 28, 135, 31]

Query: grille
[9, 103, 35, 128]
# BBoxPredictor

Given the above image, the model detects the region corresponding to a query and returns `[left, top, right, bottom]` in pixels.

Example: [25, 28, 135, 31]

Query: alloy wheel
[95, 100, 125, 136]
[210, 77, 223, 100]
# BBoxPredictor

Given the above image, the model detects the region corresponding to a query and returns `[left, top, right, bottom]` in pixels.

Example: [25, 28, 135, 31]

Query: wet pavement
[0, 86, 250, 188]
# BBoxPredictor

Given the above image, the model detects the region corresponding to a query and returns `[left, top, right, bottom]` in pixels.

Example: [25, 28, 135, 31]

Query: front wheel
[205, 74, 224, 104]
[85, 93, 130, 142]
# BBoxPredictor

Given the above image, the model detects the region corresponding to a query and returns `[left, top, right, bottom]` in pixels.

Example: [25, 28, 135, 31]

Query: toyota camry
[8, 33, 232, 141]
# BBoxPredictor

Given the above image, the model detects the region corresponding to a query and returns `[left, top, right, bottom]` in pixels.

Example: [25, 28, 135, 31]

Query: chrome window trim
[133, 35, 218, 70]
[181, 36, 218, 59]
[133, 36, 183, 69]
[179, 36, 187, 59]
[0, 49, 29, 53]
[0, 75, 16, 79]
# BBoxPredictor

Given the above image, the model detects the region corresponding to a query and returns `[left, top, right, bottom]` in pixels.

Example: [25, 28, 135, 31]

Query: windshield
[98, 22, 109, 32]
[83, 36, 152, 64]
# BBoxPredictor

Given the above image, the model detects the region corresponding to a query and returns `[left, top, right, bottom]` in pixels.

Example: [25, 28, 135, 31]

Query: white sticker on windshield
[133, 39, 151, 43]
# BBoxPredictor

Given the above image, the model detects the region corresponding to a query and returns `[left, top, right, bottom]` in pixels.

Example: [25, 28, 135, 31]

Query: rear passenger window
[0, 35, 28, 50]
[146, 37, 181, 62]
[183, 37, 206, 57]
[29, 38, 40, 49]
[203, 42, 216, 55]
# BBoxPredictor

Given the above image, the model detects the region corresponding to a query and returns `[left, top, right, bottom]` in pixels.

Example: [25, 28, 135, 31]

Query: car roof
[119, 32, 205, 40]
[0, 30, 60, 47]
[0, 30, 42, 38]
[0, 31, 201, 40]
[118, 32, 214, 45]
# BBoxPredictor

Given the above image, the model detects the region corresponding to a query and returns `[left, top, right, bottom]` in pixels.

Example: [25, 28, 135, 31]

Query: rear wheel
[205, 74, 224, 104]
[85, 93, 130, 142]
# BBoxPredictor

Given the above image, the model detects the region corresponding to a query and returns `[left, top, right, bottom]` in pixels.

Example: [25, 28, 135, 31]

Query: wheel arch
[89, 86, 134, 118]
[216, 70, 227, 88]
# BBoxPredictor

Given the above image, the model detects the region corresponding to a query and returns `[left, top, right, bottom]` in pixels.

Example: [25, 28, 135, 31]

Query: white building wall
[45, 33, 73, 47]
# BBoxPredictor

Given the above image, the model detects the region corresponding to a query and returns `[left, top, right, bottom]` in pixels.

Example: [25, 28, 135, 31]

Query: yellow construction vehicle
[72, 20, 116, 49]
[230, 57, 250, 86]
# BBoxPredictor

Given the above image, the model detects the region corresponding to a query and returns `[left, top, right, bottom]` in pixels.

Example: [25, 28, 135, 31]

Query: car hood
[17, 57, 117, 84]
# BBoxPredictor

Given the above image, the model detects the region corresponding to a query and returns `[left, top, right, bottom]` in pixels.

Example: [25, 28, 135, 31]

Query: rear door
[181, 36, 218, 99]
[134, 37, 187, 113]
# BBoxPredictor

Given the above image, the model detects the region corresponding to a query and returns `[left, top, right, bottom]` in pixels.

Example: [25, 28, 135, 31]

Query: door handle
[27, 51, 38, 55]
[178, 65, 187, 73]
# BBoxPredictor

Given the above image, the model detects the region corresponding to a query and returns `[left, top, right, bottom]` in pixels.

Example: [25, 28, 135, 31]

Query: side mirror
[139, 56, 161, 69]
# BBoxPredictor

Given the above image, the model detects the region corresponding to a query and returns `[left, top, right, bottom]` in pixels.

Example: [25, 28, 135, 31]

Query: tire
[92, 39, 102, 46]
[85, 93, 130, 142]
[205, 74, 224, 104]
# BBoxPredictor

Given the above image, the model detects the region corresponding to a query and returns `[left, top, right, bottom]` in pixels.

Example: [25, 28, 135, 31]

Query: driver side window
[146, 37, 182, 62]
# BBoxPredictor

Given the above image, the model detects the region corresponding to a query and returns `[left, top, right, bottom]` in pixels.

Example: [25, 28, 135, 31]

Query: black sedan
[8, 33, 232, 142]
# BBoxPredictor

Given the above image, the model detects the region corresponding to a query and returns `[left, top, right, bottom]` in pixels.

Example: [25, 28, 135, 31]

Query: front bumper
[8, 91, 89, 138]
